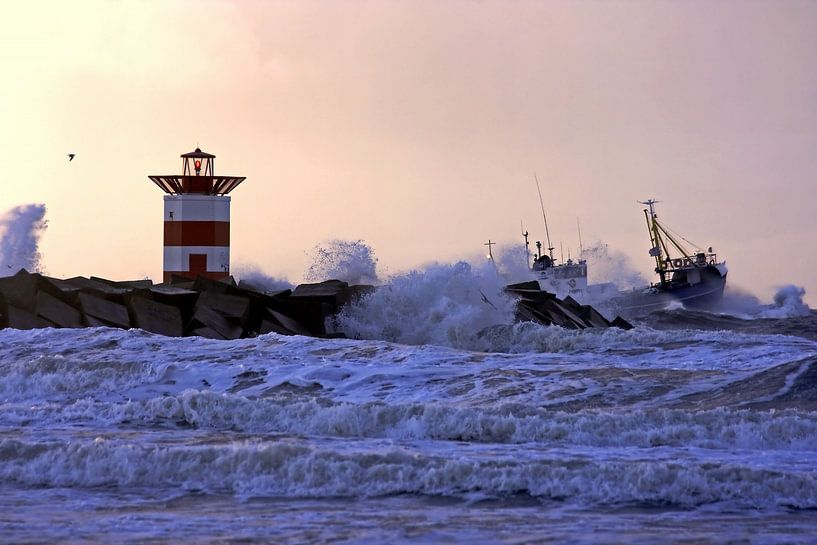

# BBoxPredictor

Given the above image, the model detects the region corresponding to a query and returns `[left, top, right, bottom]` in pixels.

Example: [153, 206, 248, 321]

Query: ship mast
[640, 199, 667, 286]
[521, 222, 530, 268]
[576, 217, 584, 259]
[534, 173, 555, 263]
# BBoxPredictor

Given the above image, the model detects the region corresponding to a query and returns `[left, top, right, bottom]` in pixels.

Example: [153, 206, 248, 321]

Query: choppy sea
[2, 277, 816, 544]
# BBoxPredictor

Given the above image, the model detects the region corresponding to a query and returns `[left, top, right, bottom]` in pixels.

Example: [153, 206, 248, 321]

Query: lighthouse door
[189, 254, 207, 276]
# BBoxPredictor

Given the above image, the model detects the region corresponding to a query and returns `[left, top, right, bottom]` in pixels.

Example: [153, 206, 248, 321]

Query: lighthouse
[148, 148, 246, 282]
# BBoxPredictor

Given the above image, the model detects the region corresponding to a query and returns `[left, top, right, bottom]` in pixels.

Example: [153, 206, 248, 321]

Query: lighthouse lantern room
[148, 148, 246, 282]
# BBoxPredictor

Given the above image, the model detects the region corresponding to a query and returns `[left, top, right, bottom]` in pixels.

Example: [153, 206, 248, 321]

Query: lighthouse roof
[180, 147, 216, 159]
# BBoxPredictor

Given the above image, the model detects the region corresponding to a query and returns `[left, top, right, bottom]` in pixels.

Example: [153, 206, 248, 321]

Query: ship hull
[612, 265, 727, 317]
[665, 269, 727, 309]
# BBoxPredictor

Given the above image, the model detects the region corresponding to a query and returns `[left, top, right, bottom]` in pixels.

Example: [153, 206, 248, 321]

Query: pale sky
[1, 0, 815, 303]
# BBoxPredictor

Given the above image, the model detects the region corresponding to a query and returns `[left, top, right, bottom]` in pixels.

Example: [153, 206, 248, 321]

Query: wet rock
[1, 304, 54, 329]
[187, 303, 242, 340]
[264, 308, 313, 337]
[196, 291, 251, 322]
[611, 316, 634, 330]
[78, 292, 131, 329]
[290, 280, 350, 309]
[36, 290, 83, 328]
[0, 270, 39, 311]
[127, 296, 183, 337]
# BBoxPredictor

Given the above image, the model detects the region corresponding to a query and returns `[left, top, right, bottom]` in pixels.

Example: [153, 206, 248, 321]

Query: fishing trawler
[629, 199, 728, 310]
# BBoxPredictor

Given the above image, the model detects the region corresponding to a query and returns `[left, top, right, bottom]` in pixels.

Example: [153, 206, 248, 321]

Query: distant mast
[484, 239, 496, 264]
[639, 199, 666, 286]
[577, 217, 584, 259]
[534, 173, 555, 263]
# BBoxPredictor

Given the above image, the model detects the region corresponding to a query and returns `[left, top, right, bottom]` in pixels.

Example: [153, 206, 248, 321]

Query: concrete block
[192, 275, 238, 294]
[258, 318, 295, 336]
[266, 308, 313, 336]
[237, 280, 291, 297]
[63, 276, 132, 298]
[128, 296, 183, 337]
[611, 316, 634, 330]
[560, 296, 597, 328]
[167, 276, 196, 289]
[579, 304, 611, 328]
[266, 298, 332, 336]
[0, 270, 39, 311]
[196, 291, 251, 321]
[504, 283, 556, 305]
[91, 276, 154, 289]
[148, 286, 200, 323]
[515, 303, 554, 326]
[36, 291, 83, 328]
[188, 304, 242, 340]
[505, 280, 543, 292]
[539, 299, 585, 329]
[290, 280, 350, 308]
[2, 304, 55, 329]
[234, 287, 293, 333]
[84, 315, 118, 328]
[78, 292, 130, 328]
[39, 276, 82, 298]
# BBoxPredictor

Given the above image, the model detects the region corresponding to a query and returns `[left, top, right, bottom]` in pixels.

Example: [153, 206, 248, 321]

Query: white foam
[334, 261, 518, 348]
[1, 435, 815, 508]
[1, 326, 814, 411]
[9, 393, 817, 452]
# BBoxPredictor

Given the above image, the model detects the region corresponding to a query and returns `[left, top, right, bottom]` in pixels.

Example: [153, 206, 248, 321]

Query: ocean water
[2, 286, 817, 543]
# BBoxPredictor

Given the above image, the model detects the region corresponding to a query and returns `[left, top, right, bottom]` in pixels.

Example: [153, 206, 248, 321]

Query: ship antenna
[534, 173, 555, 262]
[576, 217, 584, 259]
[521, 221, 530, 268]
[484, 239, 496, 264]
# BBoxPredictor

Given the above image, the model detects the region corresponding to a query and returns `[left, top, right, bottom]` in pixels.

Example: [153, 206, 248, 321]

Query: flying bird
[67, 153, 75, 162]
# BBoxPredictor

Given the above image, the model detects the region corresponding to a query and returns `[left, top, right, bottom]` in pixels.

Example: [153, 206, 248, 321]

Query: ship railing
[662, 252, 719, 271]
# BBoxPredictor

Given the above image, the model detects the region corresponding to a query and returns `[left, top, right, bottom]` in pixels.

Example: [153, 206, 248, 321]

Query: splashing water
[717, 285, 811, 319]
[494, 243, 534, 283]
[304, 239, 379, 285]
[232, 264, 294, 292]
[334, 260, 516, 348]
[765, 285, 811, 318]
[581, 241, 647, 289]
[0, 204, 47, 275]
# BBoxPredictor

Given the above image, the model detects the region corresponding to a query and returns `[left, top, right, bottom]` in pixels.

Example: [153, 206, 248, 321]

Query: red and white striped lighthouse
[148, 148, 246, 282]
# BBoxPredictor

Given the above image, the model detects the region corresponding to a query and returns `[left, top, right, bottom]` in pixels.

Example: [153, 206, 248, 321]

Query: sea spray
[305, 239, 379, 285]
[232, 264, 294, 292]
[718, 285, 811, 319]
[765, 285, 811, 318]
[494, 243, 533, 283]
[334, 260, 516, 348]
[0, 204, 47, 274]
[581, 241, 647, 289]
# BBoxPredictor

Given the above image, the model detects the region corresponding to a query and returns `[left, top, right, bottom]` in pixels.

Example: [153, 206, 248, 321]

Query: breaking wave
[719, 285, 811, 319]
[0, 204, 47, 274]
[1, 324, 816, 517]
[333, 261, 516, 348]
[233, 264, 294, 292]
[1, 435, 814, 508]
[305, 239, 379, 285]
[581, 241, 647, 290]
